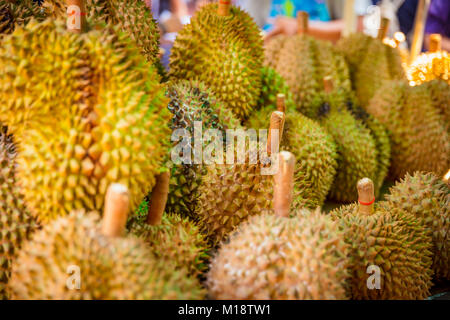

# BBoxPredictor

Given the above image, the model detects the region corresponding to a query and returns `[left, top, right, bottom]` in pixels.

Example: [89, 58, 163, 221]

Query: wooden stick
[273, 151, 295, 218]
[357, 178, 375, 216]
[323, 76, 334, 93]
[66, 0, 87, 33]
[377, 17, 390, 40]
[218, 0, 231, 16]
[102, 184, 130, 238]
[410, 0, 431, 64]
[267, 111, 285, 155]
[146, 171, 170, 226]
[429, 34, 442, 52]
[276, 94, 286, 113]
[342, 0, 356, 37]
[297, 11, 308, 35]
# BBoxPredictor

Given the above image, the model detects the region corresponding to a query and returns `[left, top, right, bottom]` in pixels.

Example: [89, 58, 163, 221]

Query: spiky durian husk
[128, 209, 209, 276]
[407, 50, 450, 86]
[421, 80, 450, 135]
[195, 150, 273, 246]
[331, 203, 433, 299]
[257, 66, 296, 112]
[169, 3, 263, 120]
[385, 172, 450, 280]
[337, 33, 405, 107]
[367, 80, 449, 179]
[345, 100, 391, 197]
[0, 126, 39, 300]
[165, 81, 240, 220]
[207, 209, 350, 300]
[314, 93, 378, 203]
[42, 0, 160, 63]
[265, 35, 352, 118]
[1, 20, 170, 222]
[0, 0, 44, 36]
[9, 210, 204, 299]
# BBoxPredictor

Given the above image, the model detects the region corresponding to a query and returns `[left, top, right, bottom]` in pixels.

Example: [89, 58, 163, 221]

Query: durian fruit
[247, 89, 337, 208]
[207, 151, 350, 300]
[194, 111, 283, 246]
[0, 125, 39, 300]
[421, 79, 450, 135]
[331, 178, 433, 299]
[316, 78, 378, 203]
[165, 80, 240, 220]
[367, 80, 449, 180]
[265, 11, 352, 118]
[0, 0, 45, 36]
[42, 0, 160, 62]
[0, 19, 170, 222]
[337, 18, 405, 106]
[385, 171, 450, 280]
[128, 172, 209, 276]
[407, 34, 449, 86]
[9, 184, 205, 300]
[169, 2, 263, 120]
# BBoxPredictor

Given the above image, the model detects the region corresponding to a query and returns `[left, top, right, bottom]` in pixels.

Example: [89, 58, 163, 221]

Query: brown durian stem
[276, 94, 286, 113]
[297, 11, 309, 35]
[66, 0, 87, 33]
[323, 76, 334, 94]
[377, 17, 390, 40]
[267, 111, 285, 155]
[274, 151, 295, 217]
[429, 34, 442, 52]
[102, 183, 130, 238]
[146, 171, 170, 226]
[357, 178, 375, 216]
[218, 0, 231, 16]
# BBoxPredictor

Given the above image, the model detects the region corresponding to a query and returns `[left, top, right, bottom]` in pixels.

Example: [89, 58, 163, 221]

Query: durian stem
[429, 34, 441, 53]
[323, 76, 334, 94]
[267, 111, 285, 156]
[102, 184, 130, 238]
[274, 151, 295, 217]
[377, 17, 390, 40]
[343, 0, 356, 37]
[218, 0, 231, 16]
[357, 178, 375, 216]
[146, 171, 170, 226]
[66, 0, 87, 33]
[276, 94, 286, 113]
[297, 11, 309, 35]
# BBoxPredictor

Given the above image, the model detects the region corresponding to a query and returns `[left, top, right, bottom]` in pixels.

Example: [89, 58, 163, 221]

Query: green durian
[331, 178, 433, 299]
[0, 125, 39, 300]
[385, 171, 450, 280]
[421, 80, 450, 135]
[367, 80, 449, 180]
[169, 3, 263, 120]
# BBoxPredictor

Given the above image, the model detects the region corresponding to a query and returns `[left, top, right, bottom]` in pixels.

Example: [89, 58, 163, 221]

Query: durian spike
[102, 183, 130, 238]
[267, 111, 285, 155]
[377, 17, 390, 40]
[429, 34, 442, 53]
[273, 151, 296, 217]
[276, 94, 286, 113]
[297, 11, 309, 35]
[357, 178, 375, 216]
[218, 0, 231, 17]
[66, 0, 87, 33]
[146, 171, 170, 226]
[323, 76, 334, 94]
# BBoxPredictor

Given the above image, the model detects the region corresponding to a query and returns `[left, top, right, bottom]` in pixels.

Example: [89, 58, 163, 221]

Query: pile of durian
[0, 0, 449, 300]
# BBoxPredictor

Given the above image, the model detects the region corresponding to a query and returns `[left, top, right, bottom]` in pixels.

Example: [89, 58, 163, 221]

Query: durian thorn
[66, 0, 87, 34]
[429, 34, 441, 53]
[297, 11, 309, 35]
[102, 183, 130, 238]
[274, 151, 295, 218]
[267, 111, 285, 155]
[276, 94, 286, 113]
[377, 17, 390, 40]
[357, 178, 375, 215]
[147, 171, 170, 226]
[323, 76, 334, 94]
[218, 0, 231, 17]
